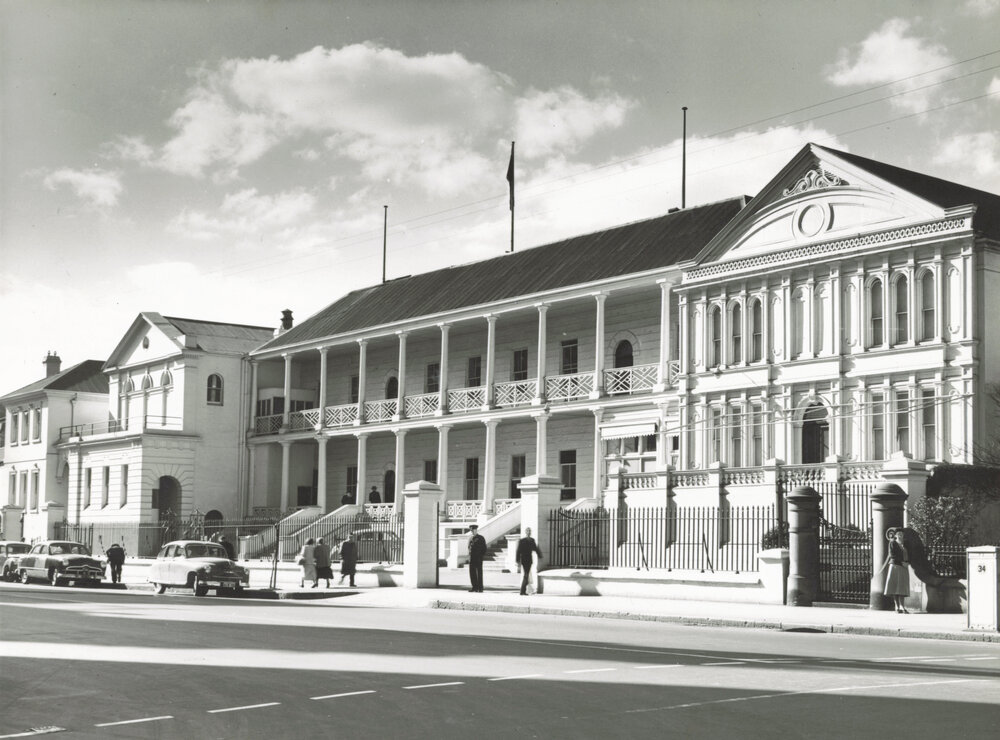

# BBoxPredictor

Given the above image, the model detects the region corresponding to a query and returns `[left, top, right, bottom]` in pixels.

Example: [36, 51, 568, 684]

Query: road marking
[0, 729, 66, 739]
[402, 682, 465, 690]
[310, 690, 376, 701]
[95, 716, 173, 728]
[564, 668, 616, 674]
[918, 658, 956, 662]
[872, 655, 939, 662]
[488, 674, 542, 681]
[967, 656, 999, 661]
[207, 702, 280, 714]
[701, 661, 745, 666]
[634, 664, 682, 670]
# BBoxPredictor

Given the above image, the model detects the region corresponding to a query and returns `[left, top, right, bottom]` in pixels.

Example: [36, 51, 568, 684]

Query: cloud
[989, 76, 1000, 99]
[964, 0, 1000, 16]
[933, 132, 1000, 176]
[42, 167, 123, 208]
[825, 18, 953, 114]
[515, 86, 632, 158]
[169, 187, 317, 241]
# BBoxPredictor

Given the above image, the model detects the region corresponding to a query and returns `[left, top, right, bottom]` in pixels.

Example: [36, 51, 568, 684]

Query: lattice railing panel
[325, 403, 358, 427]
[494, 380, 537, 407]
[404, 392, 440, 418]
[447, 500, 483, 520]
[604, 363, 657, 395]
[364, 399, 397, 423]
[448, 387, 486, 412]
[546, 372, 594, 401]
[254, 414, 282, 435]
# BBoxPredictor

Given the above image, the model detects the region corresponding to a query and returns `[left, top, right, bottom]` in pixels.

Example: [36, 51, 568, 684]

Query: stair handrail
[239, 506, 323, 559]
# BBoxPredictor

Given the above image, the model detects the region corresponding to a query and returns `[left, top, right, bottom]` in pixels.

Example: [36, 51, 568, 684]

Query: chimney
[280, 309, 294, 333]
[43, 351, 62, 377]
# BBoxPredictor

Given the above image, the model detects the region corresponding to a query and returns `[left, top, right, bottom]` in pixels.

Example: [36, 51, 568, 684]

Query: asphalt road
[2, 582, 999, 739]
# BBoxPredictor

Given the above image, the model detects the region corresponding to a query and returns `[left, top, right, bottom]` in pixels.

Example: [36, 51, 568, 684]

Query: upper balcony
[59, 415, 184, 442]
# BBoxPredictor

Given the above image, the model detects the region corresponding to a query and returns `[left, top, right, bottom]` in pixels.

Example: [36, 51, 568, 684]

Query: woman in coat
[298, 537, 317, 588]
[338, 535, 358, 587]
[881, 528, 910, 613]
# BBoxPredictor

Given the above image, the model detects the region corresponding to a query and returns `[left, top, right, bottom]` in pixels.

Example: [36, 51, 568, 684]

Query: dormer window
[207, 374, 224, 405]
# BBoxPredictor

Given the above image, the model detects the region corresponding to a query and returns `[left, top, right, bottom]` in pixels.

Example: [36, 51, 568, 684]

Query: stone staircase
[482, 539, 510, 573]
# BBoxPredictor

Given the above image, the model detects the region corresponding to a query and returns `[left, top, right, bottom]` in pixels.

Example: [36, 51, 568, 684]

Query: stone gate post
[403, 480, 442, 588]
[870, 481, 907, 611]
[786, 485, 821, 607]
[517, 474, 563, 573]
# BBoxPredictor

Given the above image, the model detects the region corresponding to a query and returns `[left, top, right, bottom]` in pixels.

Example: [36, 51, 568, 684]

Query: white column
[655, 280, 672, 390]
[483, 419, 499, 512]
[395, 331, 407, 420]
[781, 277, 791, 362]
[356, 340, 368, 425]
[533, 411, 549, 475]
[317, 348, 328, 429]
[436, 424, 451, 488]
[831, 268, 842, 357]
[437, 323, 450, 415]
[355, 433, 368, 503]
[680, 297, 691, 374]
[483, 315, 497, 409]
[591, 293, 607, 399]
[534, 304, 548, 404]
[247, 445, 257, 514]
[279, 440, 291, 511]
[592, 408, 604, 498]
[881, 265, 891, 349]
[906, 257, 917, 345]
[805, 277, 815, 357]
[393, 428, 407, 509]
[316, 437, 328, 510]
[282, 354, 292, 428]
[250, 360, 259, 428]
[933, 254, 944, 341]
[740, 292, 749, 365]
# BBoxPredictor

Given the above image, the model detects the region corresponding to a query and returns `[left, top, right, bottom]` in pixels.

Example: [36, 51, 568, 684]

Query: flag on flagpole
[506, 141, 515, 211]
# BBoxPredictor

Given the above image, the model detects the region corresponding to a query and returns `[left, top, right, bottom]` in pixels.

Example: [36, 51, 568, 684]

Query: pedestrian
[341, 491, 353, 506]
[338, 535, 358, 587]
[880, 527, 910, 613]
[218, 535, 235, 561]
[367, 485, 381, 504]
[297, 537, 317, 588]
[314, 537, 333, 588]
[467, 524, 487, 592]
[105, 542, 125, 584]
[516, 527, 542, 596]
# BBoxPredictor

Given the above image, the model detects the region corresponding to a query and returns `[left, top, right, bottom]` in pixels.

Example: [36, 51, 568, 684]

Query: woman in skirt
[881, 527, 910, 613]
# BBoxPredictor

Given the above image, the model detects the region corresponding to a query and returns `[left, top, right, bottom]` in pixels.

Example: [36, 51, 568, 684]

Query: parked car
[13, 540, 105, 586]
[148, 540, 250, 596]
[351, 528, 402, 563]
[0, 541, 31, 581]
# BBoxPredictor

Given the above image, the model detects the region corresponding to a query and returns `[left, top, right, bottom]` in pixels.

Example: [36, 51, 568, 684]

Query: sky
[2, 0, 999, 396]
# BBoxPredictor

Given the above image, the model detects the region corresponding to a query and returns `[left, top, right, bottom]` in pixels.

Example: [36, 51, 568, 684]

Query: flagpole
[507, 141, 515, 253]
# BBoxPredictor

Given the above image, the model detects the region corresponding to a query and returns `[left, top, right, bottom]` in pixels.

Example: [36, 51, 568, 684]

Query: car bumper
[203, 579, 248, 588]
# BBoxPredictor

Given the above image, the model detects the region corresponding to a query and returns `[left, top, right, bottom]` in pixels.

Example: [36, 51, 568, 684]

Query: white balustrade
[545, 372, 595, 402]
[404, 392, 440, 418]
[493, 498, 519, 515]
[494, 379, 537, 407]
[363, 503, 398, 520]
[324, 403, 358, 427]
[254, 414, 283, 435]
[604, 363, 658, 395]
[289, 409, 319, 431]
[671, 471, 709, 487]
[722, 468, 766, 485]
[448, 386, 486, 413]
[778, 464, 825, 485]
[622, 472, 658, 489]
[364, 399, 397, 423]
[446, 500, 483, 520]
[667, 360, 681, 385]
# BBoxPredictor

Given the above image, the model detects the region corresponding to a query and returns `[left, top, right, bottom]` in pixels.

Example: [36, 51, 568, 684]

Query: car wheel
[153, 582, 167, 595]
[192, 574, 208, 597]
[49, 569, 60, 586]
[19, 569, 30, 584]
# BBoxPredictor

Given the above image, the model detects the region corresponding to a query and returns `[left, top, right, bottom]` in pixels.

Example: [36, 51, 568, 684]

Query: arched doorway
[383, 470, 395, 504]
[154, 476, 182, 520]
[801, 403, 829, 464]
[614, 340, 634, 368]
[204, 509, 223, 538]
[386, 376, 398, 399]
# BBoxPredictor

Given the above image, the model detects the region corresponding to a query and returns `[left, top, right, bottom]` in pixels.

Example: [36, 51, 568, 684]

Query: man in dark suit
[467, 524, 487, 592]
[105, 542, 126, 584]
[516, 527, 542, 595]
[338, 536, 358, 587]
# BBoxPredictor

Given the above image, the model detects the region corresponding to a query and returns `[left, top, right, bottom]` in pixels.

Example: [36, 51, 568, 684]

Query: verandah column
[436, 323, 449, 415]
[279, 440, 291, 512]
[250, 360, 259, 430]
[590, 292, 607, 399]
[394, 331, 407, 421]
[355, 339, 368, 425]
[533, 304, 548, 405]
[533, 410, 549, 475]
[436, 423, 451, 514]
[591, 408, 604, 500]
[393, 428, 407, 509]
[482, 419, 499, 514]
[316, 348, 328, 430]
[655, 280, 672, 391]
[316, 436, 328, 510]
[483, 314, 497, 410]
[281, 353, 292, 428]
[355, 432, 369, 504]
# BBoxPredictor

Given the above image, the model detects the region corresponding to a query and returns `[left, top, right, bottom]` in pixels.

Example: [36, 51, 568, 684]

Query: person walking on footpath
[105, 542, 125, 584]
[314, 537, 333, 588]
[218, 535, 235, 561]
[467, 524, 487, 592]
[297, 537, 317, 588]
[367, 486, 381, 504]
[338, 535, 358, 587]
[880, 527, 910, 613]
[516, 527, 542, 596]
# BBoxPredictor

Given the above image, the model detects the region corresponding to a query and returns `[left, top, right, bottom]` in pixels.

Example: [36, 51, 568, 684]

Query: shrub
[760, 522, 789, 550]
[908, 495, 980, 544]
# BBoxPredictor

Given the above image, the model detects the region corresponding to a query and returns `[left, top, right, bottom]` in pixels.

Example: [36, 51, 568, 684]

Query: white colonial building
[243, 144, 997, 547]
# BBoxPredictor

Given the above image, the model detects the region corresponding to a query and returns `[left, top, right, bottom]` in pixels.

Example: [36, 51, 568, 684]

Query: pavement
[84, 557, 1000, 644]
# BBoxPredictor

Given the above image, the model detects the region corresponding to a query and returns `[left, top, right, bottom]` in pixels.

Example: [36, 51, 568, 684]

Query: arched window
[141, 375, 153, 391]
[730, 303, 742, 364]
[869, 279, 884, 348]
[385, 376, 398, 399]
[613, 340, 634, 368]
[920, 271, 935, 341]
[894, 276, 908, 345]
[160, 370, 173, 387]
[791, 287, 806, 357]
[749, 298, 763, 362]
[207, 374, 224, 405]
[801, 403, 829, 464]
[124, 378, 136, 393]
[709, 305, 722, 367]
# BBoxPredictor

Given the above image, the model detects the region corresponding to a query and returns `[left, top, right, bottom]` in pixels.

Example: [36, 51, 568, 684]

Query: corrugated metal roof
[257, 198, 745, 353]
[0, 360, 108, 401]
[163, 317, 275, 354]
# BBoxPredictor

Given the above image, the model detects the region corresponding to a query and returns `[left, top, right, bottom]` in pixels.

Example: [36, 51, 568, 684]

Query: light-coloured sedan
[148, 540, 249, 596]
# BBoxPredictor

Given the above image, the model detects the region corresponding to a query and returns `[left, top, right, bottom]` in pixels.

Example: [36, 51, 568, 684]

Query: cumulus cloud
[42, 167, 123, 207]
[964, 0, 1000, 16]
[825, 18, 953, 114]
[933, 132, 1000, 176]
[169, 187, 317, 240]
[515, 86, 632, 158]
[989, 76, 1000, 98]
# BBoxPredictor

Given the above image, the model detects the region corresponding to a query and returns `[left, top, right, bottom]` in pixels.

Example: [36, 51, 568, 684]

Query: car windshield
[5, 544, 30, 554]
[184, 544, 227, 559]
[48, 542, 91, 556]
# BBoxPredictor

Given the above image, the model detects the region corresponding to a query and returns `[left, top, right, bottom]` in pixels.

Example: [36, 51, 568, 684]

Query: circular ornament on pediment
[794, 202, 830, 239]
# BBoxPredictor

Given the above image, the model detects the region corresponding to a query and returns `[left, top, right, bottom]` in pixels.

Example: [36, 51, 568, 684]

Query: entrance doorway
[801, 403, 830, 464]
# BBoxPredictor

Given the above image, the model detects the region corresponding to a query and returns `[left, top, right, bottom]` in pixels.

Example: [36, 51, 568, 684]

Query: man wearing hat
[467, 524, 487, 593]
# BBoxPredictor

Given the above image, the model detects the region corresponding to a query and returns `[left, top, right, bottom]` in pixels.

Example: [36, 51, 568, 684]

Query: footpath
[110, 558, 1000, 644]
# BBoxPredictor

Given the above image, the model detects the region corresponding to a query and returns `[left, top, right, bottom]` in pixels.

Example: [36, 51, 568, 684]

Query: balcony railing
[404, 392, 440, 418]
[546, 371, 595, 402]
[255, 414, 283, 435]
[364, 399, 397, 423]
[446, 500, 483, 521]
[288, 409, 320, 431]
[448, 386, 485, 413]
[59, 416, 183, 441]
[604, 363, 658, 395]
[325, 403, 358, 428]
[494, 379, 537, 407]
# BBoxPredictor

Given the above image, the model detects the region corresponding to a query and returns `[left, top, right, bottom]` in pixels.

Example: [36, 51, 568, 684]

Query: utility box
[967, 546, 1000, 632]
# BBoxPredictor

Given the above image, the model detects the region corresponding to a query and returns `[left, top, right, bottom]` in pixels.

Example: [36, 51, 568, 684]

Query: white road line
[0, 729, 66, 739]
[967, 656, 999, 661]
[207, 702, 280, 714]
[402, 682, 465, 690]
[918, 658, 957, 662]
[634, 664, 682, 670]
[310, 690, 377, 701]
[95, 716, 173, 728]
[872, 655, 939, 662]
[564, 668, 616, 674]
[488, 674, 543, 681]
[701, 661, 745, 666]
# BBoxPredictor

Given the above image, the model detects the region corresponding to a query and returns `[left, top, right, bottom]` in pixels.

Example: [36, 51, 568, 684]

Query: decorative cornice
[782, 167, 846, 198]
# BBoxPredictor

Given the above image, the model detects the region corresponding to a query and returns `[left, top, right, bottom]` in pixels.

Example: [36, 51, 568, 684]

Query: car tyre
[192, 574, 208, 597]
[49, 569, 60, 586]
[153, 582, 167, 595]
[19, 569, 30, 584]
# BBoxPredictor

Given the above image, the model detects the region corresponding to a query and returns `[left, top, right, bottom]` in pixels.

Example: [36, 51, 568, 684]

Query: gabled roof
[0, 360, 108, 402]
[256, 197, 747, 354]
[160, 316, 275, 354]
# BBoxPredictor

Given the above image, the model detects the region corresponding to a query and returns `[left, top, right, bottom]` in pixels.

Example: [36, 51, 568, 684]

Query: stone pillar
[786, 485, 821, 607]
[482, 419, 499, 513]
[533, 304, 548, 405]
[403, 480, 443, 588]
[870, 481, 907, 611]
[517, 474, 563, 580]
[483, 314, 497, 410]
[590, 293, 607, 399]
[355, 433, 368, 503]
[880, 451, 929, 512]
[437, 323, 450, 415]
[355, 339, 368, 425]
[279, 441, 291, 511]
[395, 331, 407, 420]
[533, 411, 549, 475]
[316, 437, 328, 511]
[393, 429, 407, 509]
[317, 348, 328, 429]
[281, 354, 292, 428]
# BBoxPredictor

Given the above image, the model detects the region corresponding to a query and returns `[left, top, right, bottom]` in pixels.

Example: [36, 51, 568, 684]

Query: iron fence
[548, 505, 778, 574]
